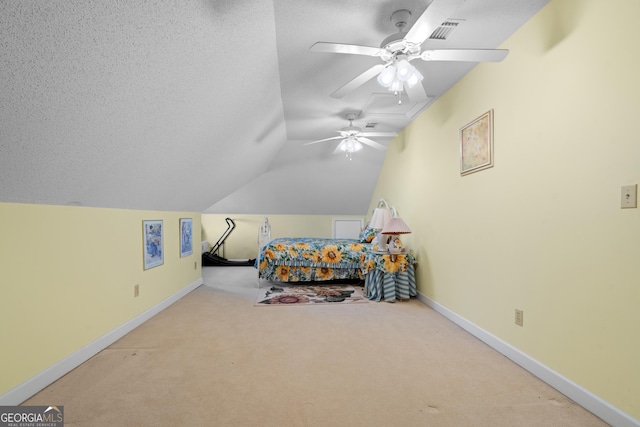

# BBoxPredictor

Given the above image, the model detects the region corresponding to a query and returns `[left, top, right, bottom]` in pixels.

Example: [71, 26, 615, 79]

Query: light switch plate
[621, 184, 637, 209]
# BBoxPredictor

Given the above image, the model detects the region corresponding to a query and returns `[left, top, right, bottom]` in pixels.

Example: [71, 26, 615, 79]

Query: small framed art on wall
[460, 109, 494, 176]
[143, 220, 164, 270]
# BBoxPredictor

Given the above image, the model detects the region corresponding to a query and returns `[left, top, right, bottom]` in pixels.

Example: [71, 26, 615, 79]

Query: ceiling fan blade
[330, 64, 385, 99]
[405, 81, 429, 103]
[332, 144, 344, 155]
[310, 42, 382, 57]
[358, 137, 387, 151]
[360, 131, 398, 138]
[304, 136, 342, 145]
[404, 0, 466, 45]
[420, 49, 509, 62]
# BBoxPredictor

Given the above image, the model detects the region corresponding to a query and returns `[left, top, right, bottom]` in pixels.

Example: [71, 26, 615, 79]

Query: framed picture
[143, 220, 164, 270]
[180, 218, 193, 257]
[460, 109, 494, 176]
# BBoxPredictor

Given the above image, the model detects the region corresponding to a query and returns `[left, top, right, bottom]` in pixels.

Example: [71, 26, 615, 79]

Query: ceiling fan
[305, 113, 397, 159]
[310, 0, 509, 103]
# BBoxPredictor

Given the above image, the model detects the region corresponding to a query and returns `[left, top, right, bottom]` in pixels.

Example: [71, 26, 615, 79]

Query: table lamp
[381, 216, 411, 255]
[369, 199, 391, 251]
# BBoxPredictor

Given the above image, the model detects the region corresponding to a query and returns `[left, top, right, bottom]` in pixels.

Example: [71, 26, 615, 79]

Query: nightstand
[362, 251, 416, 302]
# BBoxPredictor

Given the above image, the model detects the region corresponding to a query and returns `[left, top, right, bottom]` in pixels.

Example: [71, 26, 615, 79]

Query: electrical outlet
[134, 284, 139, 298]
[621, 184, 637, 208]
[515, 309, 523, 326]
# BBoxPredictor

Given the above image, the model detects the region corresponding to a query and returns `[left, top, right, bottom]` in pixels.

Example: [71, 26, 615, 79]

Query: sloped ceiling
[0, 0, 548, 214]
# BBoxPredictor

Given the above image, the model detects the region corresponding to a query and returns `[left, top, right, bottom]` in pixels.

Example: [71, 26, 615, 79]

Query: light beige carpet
[23, 267, 610, 427]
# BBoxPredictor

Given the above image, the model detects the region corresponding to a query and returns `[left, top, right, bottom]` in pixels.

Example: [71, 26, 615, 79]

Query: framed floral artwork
[180, 218, 193, 257]
[460, 109, 494, 176]
[143, 220, 163, 270]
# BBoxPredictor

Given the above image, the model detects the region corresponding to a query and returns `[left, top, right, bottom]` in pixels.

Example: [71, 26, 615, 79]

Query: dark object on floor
[202, 218, 256, 267]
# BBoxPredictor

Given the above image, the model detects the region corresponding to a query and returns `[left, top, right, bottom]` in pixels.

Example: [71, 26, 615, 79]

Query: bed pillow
[359, 225, 378, 243]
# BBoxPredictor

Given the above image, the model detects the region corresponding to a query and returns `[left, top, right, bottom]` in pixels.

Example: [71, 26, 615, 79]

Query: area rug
[255, 284, 368, 306]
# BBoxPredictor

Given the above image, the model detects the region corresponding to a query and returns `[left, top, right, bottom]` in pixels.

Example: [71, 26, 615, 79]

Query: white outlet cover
[621, 184, 637, 209]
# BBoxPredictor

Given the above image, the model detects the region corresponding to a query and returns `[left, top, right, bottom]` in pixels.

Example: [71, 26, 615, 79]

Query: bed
[256, 216, 417, 301]
[258, 237, 370, 282]
[256, 216, 378, 284]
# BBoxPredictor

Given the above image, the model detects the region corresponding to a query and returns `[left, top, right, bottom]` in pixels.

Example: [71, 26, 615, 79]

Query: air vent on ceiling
[365, 123, 378, 129]
[429, 20, 461, 40]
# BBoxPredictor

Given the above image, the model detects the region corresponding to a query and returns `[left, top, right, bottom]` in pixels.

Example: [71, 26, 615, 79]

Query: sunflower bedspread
[257, 237, 370, 282]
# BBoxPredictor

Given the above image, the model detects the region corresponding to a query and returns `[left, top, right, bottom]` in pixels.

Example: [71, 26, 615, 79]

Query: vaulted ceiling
[0, 0, 548, 214]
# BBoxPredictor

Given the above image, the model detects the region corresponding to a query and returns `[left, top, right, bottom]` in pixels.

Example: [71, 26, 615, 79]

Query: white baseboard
[0, 278, 203, 406]
[416, 292, 639, 427]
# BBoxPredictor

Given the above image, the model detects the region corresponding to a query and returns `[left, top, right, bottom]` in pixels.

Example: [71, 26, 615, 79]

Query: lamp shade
[381, 217, 411, 235]
[395, 59, 413, 81]
[370, 206, 391, 229]
[406, 67, 424, 88]
[377, 65, 397, 88]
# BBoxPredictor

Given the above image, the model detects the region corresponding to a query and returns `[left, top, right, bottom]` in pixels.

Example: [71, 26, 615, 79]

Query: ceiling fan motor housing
[342, 113, 362, 135]
[341, 125, 362, 136]
[380, 32, 408, 53]
[380, 9, 421, 55]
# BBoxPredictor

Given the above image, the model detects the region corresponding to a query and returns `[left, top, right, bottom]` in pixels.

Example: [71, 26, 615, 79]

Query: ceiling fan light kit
[377, 57, 424, 104]
[339, 137, 363, 153]
[338, 136, 364, 160]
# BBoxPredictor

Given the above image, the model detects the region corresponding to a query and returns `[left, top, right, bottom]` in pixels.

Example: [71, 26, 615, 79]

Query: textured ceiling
[0, 0, 548, 214]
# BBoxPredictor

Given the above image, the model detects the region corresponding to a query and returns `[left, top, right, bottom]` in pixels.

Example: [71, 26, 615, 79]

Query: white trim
[416, 292, 640, 427]
[0, 278, 203, 406]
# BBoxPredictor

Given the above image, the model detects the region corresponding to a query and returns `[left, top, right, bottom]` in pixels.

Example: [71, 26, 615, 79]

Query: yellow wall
[202, 214, 365, 259]
[0, 203, 202, 397]
[370, 0, 640, 419]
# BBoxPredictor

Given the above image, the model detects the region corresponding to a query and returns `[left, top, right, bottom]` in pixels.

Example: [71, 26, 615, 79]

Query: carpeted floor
[22, 267, 610, 426]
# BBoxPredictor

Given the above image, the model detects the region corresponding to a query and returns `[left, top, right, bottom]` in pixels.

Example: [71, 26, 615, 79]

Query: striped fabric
[365, 265, 416, 302]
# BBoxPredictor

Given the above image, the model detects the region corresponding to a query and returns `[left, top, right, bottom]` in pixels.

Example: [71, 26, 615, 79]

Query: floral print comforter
[257, 237, 369, 282]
